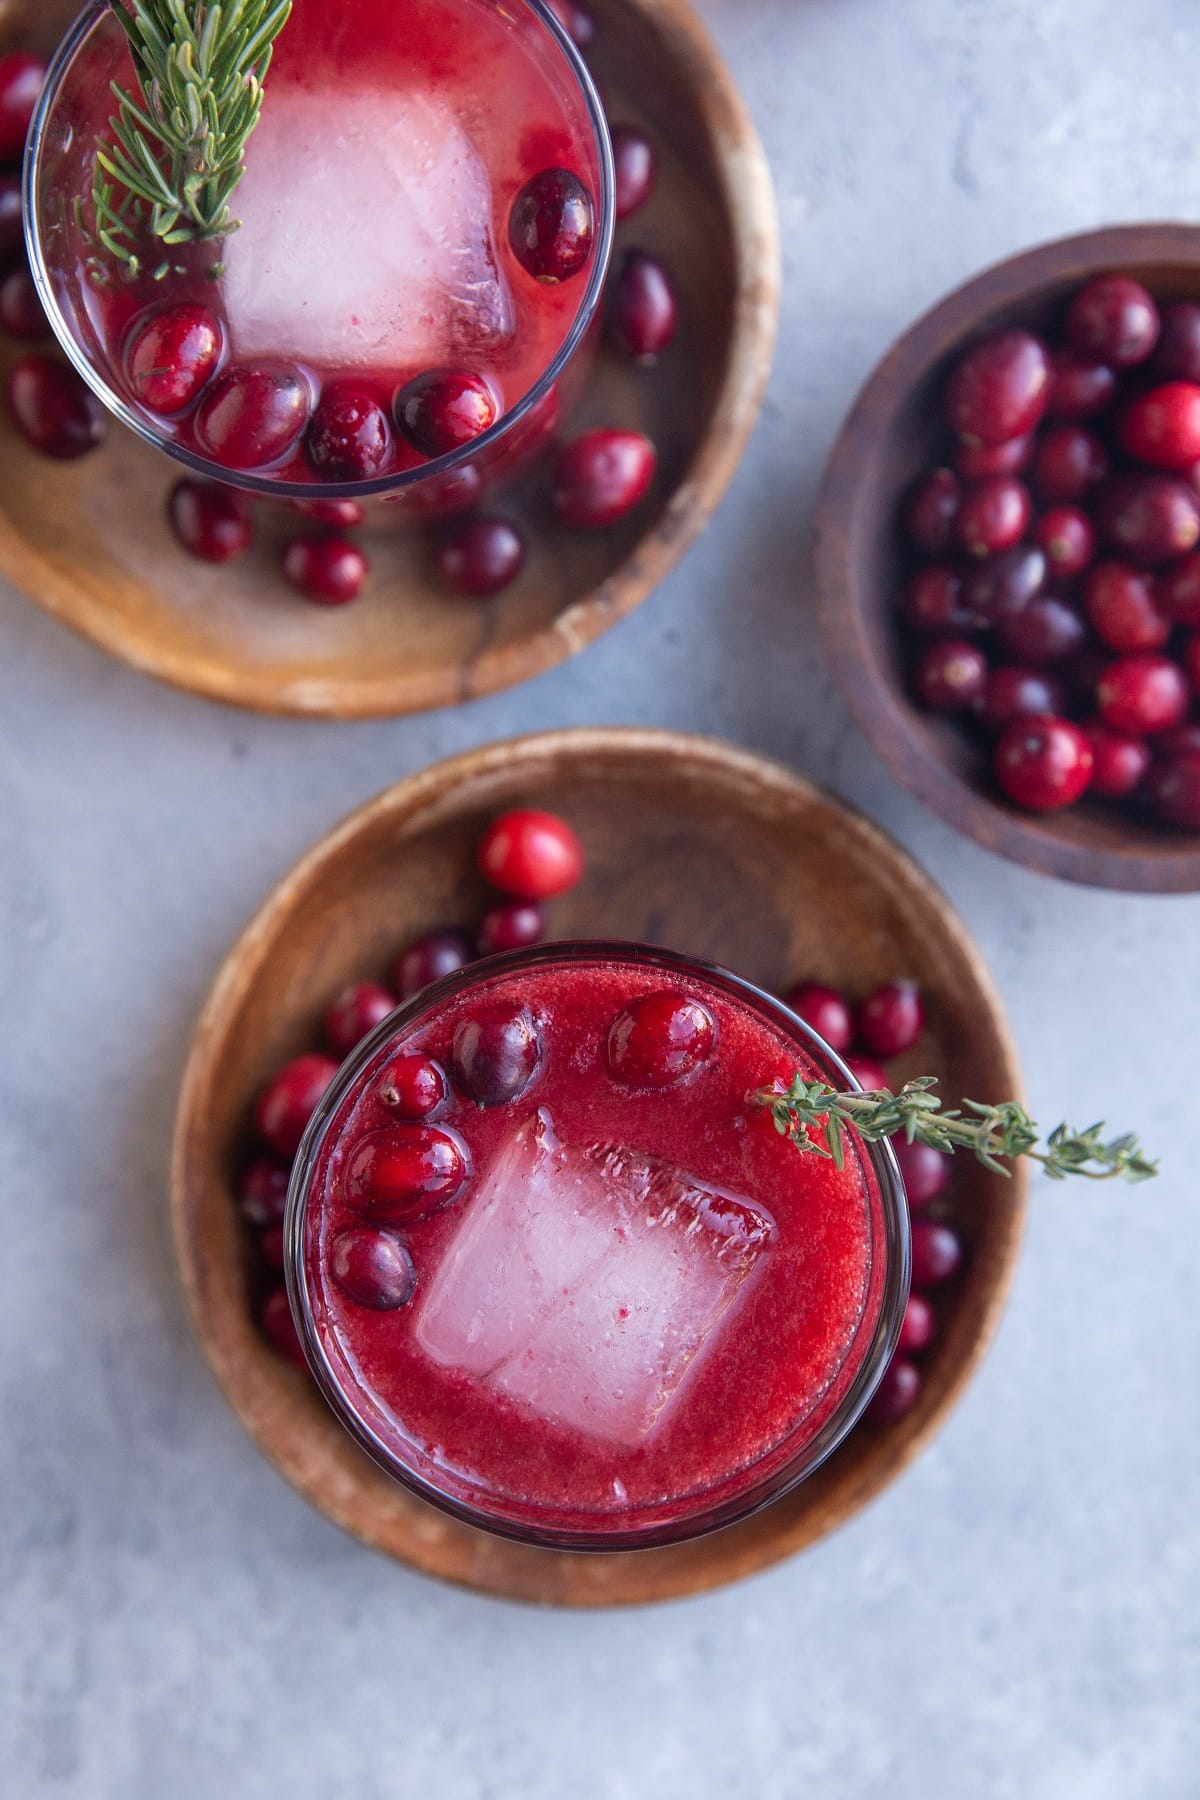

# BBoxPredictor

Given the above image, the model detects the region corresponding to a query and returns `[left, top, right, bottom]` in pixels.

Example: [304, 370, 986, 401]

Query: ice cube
[221, 84, 516, 368]
[416, 1111, 776, 1448]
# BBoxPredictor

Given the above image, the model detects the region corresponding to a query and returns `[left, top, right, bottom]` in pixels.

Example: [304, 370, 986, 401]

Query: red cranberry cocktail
[25, 0, 613, 508]
[285, 944, 909, 1550]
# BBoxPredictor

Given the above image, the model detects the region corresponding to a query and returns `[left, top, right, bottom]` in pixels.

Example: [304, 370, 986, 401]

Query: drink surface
[299, 954, 887, 1539]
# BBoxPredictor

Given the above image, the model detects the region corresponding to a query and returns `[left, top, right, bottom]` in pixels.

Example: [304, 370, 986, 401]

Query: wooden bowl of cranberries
[816, 223, 1200, 892]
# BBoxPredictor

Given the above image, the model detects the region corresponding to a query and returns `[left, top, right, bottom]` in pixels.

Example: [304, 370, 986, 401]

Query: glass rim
[283, 940, 913, 1554]
[22, 0, 617, 501]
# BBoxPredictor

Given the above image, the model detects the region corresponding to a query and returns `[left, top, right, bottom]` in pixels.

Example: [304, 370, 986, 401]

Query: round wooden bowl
[0, 0, 777, 718]
[172, 728, 1026, 1606]
[815, 223, 1200, 893]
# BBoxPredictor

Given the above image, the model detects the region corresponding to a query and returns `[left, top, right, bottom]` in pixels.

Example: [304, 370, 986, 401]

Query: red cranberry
[610, 250, 677, 360]
[845, 1055, 888, 1091]
[393, 930, 474, 999]
[996, 594, 1087, 667]
[478, 809, 584, 899]
[8, 355, 106, 459]
[1067, 274, 1159, 368]
[305, 385, 391, 479]
[1145, 751, 1200, 828]
[1155, 722, 1200, 760]
[910, 1220, 964, 1288]
[0, 173, 21, 260]
[408, 462, 484, 520]
[1151, 300, 1200, 382]
[898, 1294, 936, 1354]
[954, 434, 1032, 480]
[344, 1125, 468, 1222]
[904, 468, 961, 556]
[238, 1157, 290, 1227]
[783, 982, 854, 1055]
[1096, 653, 1190, 735]
[1158, 552, 1200, 626]
[1046, 347, 1117, 419]
[976, 665, 1067, 734]
[552, 428, 657, 528]
[295, 497, 365, 528]
[0, 267, 45, 340]
[545, 0, 595, 46]
[254, 1054, 338, 1158]
[856, 980, 924, 1058]
[961, 544, 1046, 624]
[891, 1137, 951, 1208]
[1033, 505, 1095, 579]
[451, 1001, 542, 1105]
[377, 1054, 448, 1118]
[957, 475, 1031, 557]
[330, 1226, 416, 1310]
[435, 515, 525, 597]
[168, 478, 253, 563]
[994, 714, 1093, 809]
[1118, 381, 1200, 472]
[325, 982, 396, 1058]
[898, 566, 979, 636]
[607, 993, 716, 1088]
[610, 125, 656, 219]
[1081, 721, 1151, 798]
[478, 900, 546, 956]
[1030, 424, 1108, 504]
[259, 1225, 285, 1271]
[261, 1286, 306, 1366]
[282, 535, 368, 605]
[195, 364, 311, 469]
[1095, 472, 1200, 566]
[125, 304, 222, 414]
[1083, 562, 1169, 653]
[397, 368, 499, 457]
[509, 168, 595, 282]
[866, 1358, 920, 1423]
[0, 51, 46, 163]
[945, 329, 1051, 445]
[913, 639, 988, 711]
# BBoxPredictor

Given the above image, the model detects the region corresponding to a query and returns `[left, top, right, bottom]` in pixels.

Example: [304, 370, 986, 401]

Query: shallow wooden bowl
[0, 0, 777, 717]
[815, 223, 1200, 893]
[172, 728, 1026, 1606]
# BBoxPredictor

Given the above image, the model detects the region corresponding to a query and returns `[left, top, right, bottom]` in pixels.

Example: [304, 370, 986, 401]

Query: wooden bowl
[815, 223, 1200, 893]
[172, 728, 1026, 1606]
[0, 0, 777, 718]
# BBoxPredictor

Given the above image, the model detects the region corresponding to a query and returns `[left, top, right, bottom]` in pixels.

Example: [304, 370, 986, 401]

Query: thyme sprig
[92, 0, 292, 275]
[758, 1075, 1158, 1185]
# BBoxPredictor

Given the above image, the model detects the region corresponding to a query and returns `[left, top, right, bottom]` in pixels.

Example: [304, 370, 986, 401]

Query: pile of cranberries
[783, 975, 961, 1425]
[898, 272, 1200, 831]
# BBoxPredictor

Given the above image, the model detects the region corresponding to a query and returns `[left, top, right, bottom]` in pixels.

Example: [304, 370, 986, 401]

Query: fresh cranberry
[435, 515, 525, 597]
[281, 535, 367, 605]
[325, 982, 396, 1057]
[1155, 722, 1200, 760]
[1096, 472, 1200, 566]
[945, 328, 1051, 445]
[377, 1054, 448, 1119]
[609, 250, 678, 361]
[910, 1220, 964, 1288]
[961, 544, 1046, 624]
[393, 930, 474, 999]
[1033, 505, 1095, 579]
[783, 982, 854, 1055]
[975, 665, 1067, 733]
[451, 1001, 543, 1105]
[345, 1125, 468, 1221]
[0, 51, 46, 163]
[1151, 300, 1200, 382]
[195, 364, 311, 469]
[397, 368, 499, 457]
[1081, 721, 1151, 798]
[897, 566, 978, 636]
[259, 1225, 285, 1270]
[254, 1054, 338, 1159]
[1145, 751, 1200, 828]
[904, 468, 961, 556]
[954, 434, 1033, 480]
[261, 1286, 307, 1366]
[1083, 562, 1169, 653]
[994, 713, 1095, 809]
[996, 594, 1087, 667]
[1097, 653, 1190, 735]
[610, 125, 656, 219]
[866, 1358, 920, 1423]
[891, 1136, 951, 1208]
[125, 303, 222, 414]
[168, 478, 253, 563]
[845, 1055, 889, 1091]
[1067, 274, 1159, 368]
[898, 1294, 936, 1354]
[238, 1156, 290, 1227]
[408, 462, 484, 520]
[957, 475, 1031, 557]
[0, 174, 21, 260]
[1030, 424, 1108, 504]
[478, 809, 584, 899]
[0, 268, 45, 340]
[330, 1226, 416, 1310]
[295, 497, 366, 528]
[552, 428, 657, 528]
[1046, 347, 1117, 419]
[856, 980, 924, 1058]
[607, 993, 716, 1088]
[913, 639, 988, 711]
[477, 900, 546, 956]
[1117, 381, 1200, 472]
[509, 168, 595, 282]
[305, 385, 391, 479]
[1158, 552, 1200, 626]
[545, 0, 595, 46]
[8, 356, 106, 460]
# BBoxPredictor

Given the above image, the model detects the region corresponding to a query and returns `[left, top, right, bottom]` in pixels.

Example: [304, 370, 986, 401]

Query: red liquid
[297, 952, 894, 1543]
[32, 0, 603, 491]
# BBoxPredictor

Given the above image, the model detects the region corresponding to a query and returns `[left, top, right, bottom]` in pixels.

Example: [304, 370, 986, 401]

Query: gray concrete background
[2, 0, 1198, 1793]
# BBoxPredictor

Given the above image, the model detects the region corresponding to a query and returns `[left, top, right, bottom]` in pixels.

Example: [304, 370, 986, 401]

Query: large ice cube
[221, 84, 516, 368]
[416, 1112, 775, 1449]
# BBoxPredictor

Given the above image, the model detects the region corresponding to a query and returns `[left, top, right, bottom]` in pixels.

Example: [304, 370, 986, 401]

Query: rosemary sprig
[758, 1075, 1158, 1185]
[92, 0, 292, 275]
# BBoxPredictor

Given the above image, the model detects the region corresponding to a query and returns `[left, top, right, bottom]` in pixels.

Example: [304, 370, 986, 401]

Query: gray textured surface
[2, 0, 1199, 1793]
